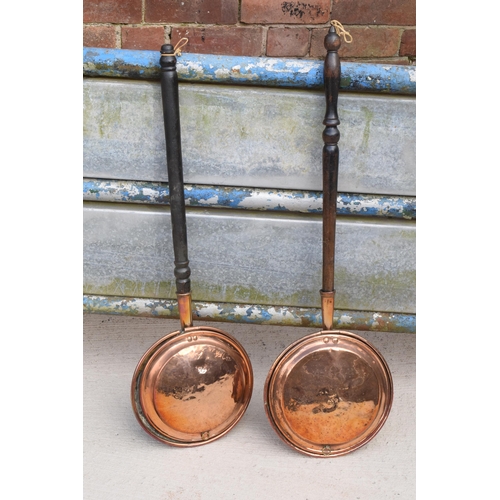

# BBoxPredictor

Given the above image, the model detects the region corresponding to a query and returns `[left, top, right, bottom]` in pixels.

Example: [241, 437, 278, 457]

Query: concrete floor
[83, 313, 415, 500]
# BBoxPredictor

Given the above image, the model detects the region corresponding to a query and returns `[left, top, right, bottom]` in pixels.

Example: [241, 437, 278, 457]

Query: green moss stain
[340, 76, 352, 89]
[360, 106, 373, 152]
[84, 83, 156, 140]
[83, 278, 320, 309]
[338, 269, 415, 313]
[83, 61, 160, 80]
[83, 279, 174, 300]
[83, 266, 414, 314]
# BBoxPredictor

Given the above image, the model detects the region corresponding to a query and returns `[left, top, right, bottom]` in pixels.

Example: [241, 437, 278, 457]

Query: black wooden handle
[160, 44, 191, 295]
[321, 26, 341, 293]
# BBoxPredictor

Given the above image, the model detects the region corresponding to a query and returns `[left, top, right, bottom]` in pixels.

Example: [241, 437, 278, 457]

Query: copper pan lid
[264, 329, 393, 457]
[132, 325, 253, 446]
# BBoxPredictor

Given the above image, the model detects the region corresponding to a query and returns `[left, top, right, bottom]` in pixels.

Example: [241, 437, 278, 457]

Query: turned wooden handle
[160, 44, 191, 296]
[321, 26, 341, 295]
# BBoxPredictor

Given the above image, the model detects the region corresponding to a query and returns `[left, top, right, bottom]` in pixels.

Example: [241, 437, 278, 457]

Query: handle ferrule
[320, 290, 335, 330]
[177, 293, 193, 330]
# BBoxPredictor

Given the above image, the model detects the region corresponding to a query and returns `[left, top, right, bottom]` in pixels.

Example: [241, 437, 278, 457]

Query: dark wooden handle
[322, 26, 341, 294]
[160, 44, 191, 295]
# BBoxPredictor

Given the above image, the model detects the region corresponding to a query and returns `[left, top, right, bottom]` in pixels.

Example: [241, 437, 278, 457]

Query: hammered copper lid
[264, 329, 393, 457]
[132, 325, 253, 446]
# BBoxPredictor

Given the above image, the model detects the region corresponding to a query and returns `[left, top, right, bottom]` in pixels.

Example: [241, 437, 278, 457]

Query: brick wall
[83, 0, 416, 64]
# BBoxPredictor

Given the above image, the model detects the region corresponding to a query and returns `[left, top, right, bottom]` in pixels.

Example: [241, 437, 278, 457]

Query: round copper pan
[264, 329, 393, 457]
[132, 325, 253, 447]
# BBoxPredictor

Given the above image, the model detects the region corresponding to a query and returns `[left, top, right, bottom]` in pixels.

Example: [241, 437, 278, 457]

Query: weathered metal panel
[83, 79, 416, 196]
[83, 295, 416, 333]
[83, 178, 416, 219]
[83, 202, 415, 314]
[83, 48, 416, 95]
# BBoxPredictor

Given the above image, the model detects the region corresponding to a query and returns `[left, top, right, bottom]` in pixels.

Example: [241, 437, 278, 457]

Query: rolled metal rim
[264, 329, 393, 457]
[131, 326, 253, 447]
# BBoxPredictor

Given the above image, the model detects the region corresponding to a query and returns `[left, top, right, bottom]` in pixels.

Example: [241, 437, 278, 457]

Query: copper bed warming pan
[263, 25, 393, 458]
[131, 44, 253, 447]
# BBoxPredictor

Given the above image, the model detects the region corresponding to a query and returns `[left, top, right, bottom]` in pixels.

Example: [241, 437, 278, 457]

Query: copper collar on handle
[320, 290, 335, 330]
[177, 292, 193, 331]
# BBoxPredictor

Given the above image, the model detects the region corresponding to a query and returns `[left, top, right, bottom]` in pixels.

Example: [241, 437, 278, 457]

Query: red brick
[343, 57, 412, 65]
[311, 26, 400, 58]
[145, 0, 238, 24]
[266, 27, 310, 57]
[241, 0, 330, 24]
[172, 27, 264, 56]
[83, 25, 117, 48]
[331, 0, 415, 25]
[83, 0, 142, 23]
[400, 29, 416, 57]
[122, 27, 166, 51]
[310, 28, 330, 57]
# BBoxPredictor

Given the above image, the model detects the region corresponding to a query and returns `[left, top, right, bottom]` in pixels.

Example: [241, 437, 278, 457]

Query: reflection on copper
[153, 345, 239, 434]
[132, 326, 253, 446]
[282, 350, 378, 444]
[284, 400, 377, 444]
[264, 331, 393, 457]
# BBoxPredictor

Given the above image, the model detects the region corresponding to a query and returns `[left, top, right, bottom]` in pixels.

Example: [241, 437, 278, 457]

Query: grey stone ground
[83, 313, 415, 500]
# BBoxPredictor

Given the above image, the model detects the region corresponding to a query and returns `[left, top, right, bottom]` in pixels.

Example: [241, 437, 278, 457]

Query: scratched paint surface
[83, 79, 416, 196]
[83, 202, 415, 314]
[82, 48, 416, 95]
[82, 295, 416, 334]
[83, 179, 416, 219]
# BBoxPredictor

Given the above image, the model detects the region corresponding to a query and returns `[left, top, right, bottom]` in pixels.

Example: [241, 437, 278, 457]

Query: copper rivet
[201, 431, 210, 440]
[323, 337, 330, 343]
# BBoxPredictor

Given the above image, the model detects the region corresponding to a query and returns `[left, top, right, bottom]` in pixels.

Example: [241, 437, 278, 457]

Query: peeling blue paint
[83, 178, 416, 219]
[186, 185, 251, 209]
[144, 299, 177, 316]
[83, 294, 416, 333]
[83, 295, 140, 313]
[83, 47, 416, 95]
